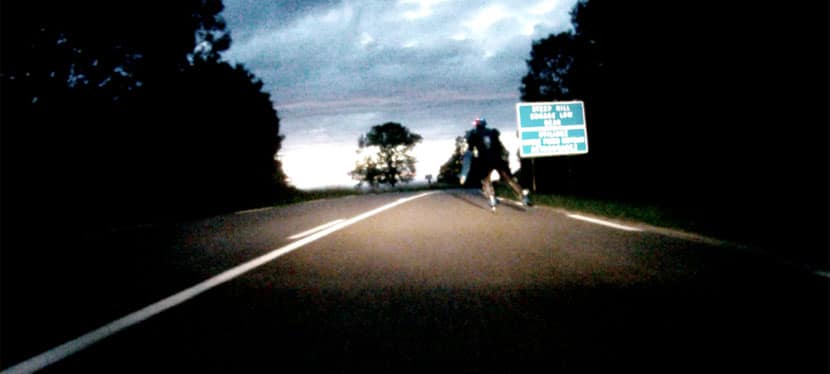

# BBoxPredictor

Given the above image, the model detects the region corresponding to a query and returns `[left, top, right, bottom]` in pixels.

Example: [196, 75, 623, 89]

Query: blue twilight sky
[220, 0, 579, 189]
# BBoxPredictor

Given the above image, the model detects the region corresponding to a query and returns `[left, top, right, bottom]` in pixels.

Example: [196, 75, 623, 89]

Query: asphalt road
[2, 190, 827, 373]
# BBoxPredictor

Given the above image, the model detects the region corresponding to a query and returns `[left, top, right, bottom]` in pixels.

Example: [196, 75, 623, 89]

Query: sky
[220, 0, 579, 189]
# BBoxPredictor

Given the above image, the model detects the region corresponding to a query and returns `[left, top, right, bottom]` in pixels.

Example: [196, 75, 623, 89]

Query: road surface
[1, 190, 827, 373]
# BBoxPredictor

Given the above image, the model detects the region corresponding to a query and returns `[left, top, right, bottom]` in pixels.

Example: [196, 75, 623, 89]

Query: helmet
[472, 117, 487, 128]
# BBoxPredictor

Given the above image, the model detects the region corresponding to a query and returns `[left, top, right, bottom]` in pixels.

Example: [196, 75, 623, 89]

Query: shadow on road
[446, 189, 526, 212]
[446, 189, 489, 211]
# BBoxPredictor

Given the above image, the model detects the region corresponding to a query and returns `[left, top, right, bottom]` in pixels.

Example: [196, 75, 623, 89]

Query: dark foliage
[1, 1, 291, 235]
[519, 0, 828, 260]
[437, 137, 466, 185]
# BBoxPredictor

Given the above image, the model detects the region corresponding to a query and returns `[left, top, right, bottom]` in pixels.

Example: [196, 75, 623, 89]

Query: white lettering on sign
[530, 144, 578, 153]
[541, 130, 568, 137]
[529, 105, 573, 122]
[561, 137, 585, 144]
[555, 105, 573, 118]
[532, 105, 553, 113]
[529, 112, 556, 120]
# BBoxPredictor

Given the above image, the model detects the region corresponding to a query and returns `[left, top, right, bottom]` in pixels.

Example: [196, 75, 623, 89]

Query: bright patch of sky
[221, 0, 577, 189]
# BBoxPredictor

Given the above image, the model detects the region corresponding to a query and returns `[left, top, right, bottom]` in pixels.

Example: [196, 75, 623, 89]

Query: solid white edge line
[2, 191, 438, 374]
[288, 219, 345, 240]
[567, 213, 642, 232]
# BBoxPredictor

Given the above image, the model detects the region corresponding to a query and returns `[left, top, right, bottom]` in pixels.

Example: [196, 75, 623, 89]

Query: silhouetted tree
[519, 1, 782, 198]
[1, 1, 290, 228]
[350, 122, 422, 188]
[520, 32, 580, 102]
[152, 60, 289, 213]
[518, 0, 828, 261]
[438, 137, 467, 185]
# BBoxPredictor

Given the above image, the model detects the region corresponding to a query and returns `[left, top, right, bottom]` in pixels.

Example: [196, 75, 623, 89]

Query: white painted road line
[567, 214, 642, 232]
[2, 191, 438, 374]
[234, 207, 273, 215]
[288, 219, 345, 240]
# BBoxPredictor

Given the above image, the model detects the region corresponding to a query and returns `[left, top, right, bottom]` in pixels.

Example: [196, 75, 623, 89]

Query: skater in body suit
[462, 117, 531, 210]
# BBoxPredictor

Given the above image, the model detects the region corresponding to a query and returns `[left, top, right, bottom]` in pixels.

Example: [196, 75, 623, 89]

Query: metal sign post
[531, 158, 536, 193]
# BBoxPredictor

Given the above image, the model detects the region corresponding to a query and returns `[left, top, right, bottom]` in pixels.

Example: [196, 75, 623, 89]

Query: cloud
[221, 0, 578, 188]
[224, 0, 576, 97]
[399, 0, 449, 20]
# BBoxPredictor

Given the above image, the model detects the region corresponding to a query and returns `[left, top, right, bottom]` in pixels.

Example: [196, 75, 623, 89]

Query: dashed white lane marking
[3, 191, 437, 374]
[567, 213, 642, 232]
[288, 219, 345, 240]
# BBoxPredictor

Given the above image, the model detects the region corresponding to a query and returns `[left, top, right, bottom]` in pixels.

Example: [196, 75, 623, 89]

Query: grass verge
[493, 184, 733, 244]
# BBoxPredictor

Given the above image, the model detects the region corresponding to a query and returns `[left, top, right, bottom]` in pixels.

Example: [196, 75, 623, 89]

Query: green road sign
[516, 101, 588, 158]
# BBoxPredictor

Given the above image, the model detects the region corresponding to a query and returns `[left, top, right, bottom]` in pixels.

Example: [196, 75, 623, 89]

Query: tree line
[1, 1, 292, 238]
[439, 0, 827, 261]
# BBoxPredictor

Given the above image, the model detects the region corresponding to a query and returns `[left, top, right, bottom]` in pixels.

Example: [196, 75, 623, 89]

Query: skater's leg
[498, 167, 532, 206]
[497, 168, 524, 199]
[480, 170, 497, 208]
